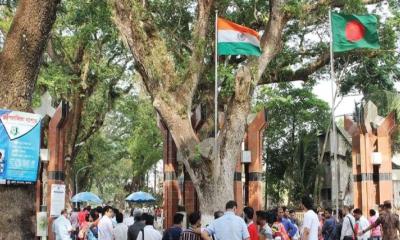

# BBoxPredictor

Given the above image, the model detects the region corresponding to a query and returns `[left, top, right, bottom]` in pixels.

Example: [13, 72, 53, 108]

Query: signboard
[0, 109, 41, 182]
[50, 184, 66, 217]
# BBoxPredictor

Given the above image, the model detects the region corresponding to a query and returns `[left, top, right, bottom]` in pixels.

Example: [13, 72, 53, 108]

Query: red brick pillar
[345, 103, 395, 215]
[345, 115, 362, 209]
[184, 171, 197, 214]
[248, 110, 267, 212]
[47, 102, 68, 240]
[234, 156, 243, 212]
[158, 118, 180, 229]
[377, 113, 395, 204]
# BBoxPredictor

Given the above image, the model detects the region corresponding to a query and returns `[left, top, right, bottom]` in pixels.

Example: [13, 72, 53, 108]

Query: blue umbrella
[71, 192, 102, 204]
[125, 191, 155, 203]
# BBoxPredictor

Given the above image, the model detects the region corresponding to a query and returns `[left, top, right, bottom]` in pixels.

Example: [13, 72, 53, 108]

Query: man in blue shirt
[206, 200, 250, 240]
[321, 208, 336, 240]
[163, 213, 184, 240]
[278, 207, 298, 238]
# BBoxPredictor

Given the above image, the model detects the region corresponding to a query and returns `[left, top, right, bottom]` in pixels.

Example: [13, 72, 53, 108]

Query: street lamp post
[75, 165, 91, 194]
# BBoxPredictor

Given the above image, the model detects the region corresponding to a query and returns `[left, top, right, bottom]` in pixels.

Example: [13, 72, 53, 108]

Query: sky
[312, 80, 363, 117]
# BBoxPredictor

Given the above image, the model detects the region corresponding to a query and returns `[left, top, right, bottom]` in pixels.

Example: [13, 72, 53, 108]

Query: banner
[50, 184, 66, 217]
[0, 109, 41, 182]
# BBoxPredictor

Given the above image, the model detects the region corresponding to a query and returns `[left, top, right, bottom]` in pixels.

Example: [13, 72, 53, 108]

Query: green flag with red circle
[331, 12, 380, 52]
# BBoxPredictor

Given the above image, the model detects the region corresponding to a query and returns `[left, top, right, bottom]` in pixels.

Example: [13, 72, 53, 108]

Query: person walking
[278, 207, 298, 239]
[340, 206, 355, 240]
[163, 213, 184, 240]
[331, 210, 343, 240]
[300, 196, 319, 240]
[98, 206, 115, 240]
[136, 213, 162, 240]
[127, 211, 145, 240]
[288, 209, 301, 240]
[53, 209, 73, 240]
[289, 210, 300, 226]
[71, 208, 80, 240]
[78, 213, 90, 240]
[206, 200, 250, 240]
[352, 208, 370, 240]
[87, 210, 100, 240]
[359, 200, 400, 240]
[272, 209, 290, 240]
[243, 207, 259, 240]
[368, 209, 382, 240]
[257, 211, 274, 240]
[322, 208, 336, 240]
[179, 212, 211, 240]
[113, 212, 128, 240]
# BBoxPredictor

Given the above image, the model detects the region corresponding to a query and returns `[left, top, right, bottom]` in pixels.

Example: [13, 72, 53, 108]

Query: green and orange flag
[217, 17, 261, 56]
[331, 12, 380, 52]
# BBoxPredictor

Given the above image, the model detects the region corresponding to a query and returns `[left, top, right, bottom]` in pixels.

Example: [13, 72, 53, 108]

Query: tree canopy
[0, 1, 399, 231]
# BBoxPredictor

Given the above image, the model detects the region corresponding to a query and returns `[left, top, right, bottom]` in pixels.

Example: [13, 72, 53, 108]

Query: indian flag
[217, 17, 261, 56]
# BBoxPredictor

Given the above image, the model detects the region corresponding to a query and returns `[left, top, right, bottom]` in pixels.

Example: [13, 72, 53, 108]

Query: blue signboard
[0, 109, 41, 182]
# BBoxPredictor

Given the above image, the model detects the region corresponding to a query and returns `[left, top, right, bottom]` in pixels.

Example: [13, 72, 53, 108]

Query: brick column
[345, 103, 395, 214]
[47, 102, 68, 240]
[248, 110, 267, 212]
[184, 171, 197, 214]
[377, 113, 395, 204]
[359, 132, 376, 214]
[234, 156, 243, 212]
[158, 118, 180, 229]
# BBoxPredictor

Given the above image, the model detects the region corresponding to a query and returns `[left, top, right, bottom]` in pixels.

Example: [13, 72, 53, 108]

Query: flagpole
[329, 9, 340, 219]
[215, 10, 218, 161]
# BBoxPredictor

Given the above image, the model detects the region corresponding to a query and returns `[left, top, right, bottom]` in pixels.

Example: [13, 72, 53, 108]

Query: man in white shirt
[99, 206, 115, 240]
[136, 213, 162, 240]
[53, 209, 73, 240]
[300, 196, 319, 240]
[353, 208, 370, 240]
[113, 212, 128, 240]
[340, 206, 356, 240]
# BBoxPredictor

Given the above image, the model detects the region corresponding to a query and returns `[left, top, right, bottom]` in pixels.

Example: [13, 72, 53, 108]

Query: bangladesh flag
[331, 12, 380, 52]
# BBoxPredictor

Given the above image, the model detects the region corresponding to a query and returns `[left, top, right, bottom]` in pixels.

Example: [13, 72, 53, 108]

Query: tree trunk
[0, 0, 60, 238]
[0, 0, 60, 109]
[199, 174, 234, 222]
[113, 0, 286, 217]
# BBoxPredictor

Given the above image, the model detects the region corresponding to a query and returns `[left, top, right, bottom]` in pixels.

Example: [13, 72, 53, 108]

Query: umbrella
[125, 191, 155, 203]
[71, 192, 102, 204]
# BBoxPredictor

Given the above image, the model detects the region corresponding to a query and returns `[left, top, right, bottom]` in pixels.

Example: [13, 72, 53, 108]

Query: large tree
[34, 0, 131, 197]
[112, 0, 396, 217]
[254, 84, 330, 205]
[73, 96, 162, 205]
[0, 0, 60, 238]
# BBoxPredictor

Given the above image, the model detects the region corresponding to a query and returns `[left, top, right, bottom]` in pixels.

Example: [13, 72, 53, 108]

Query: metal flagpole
[329, 9, 340, 219]
[215, 10, 218, 160]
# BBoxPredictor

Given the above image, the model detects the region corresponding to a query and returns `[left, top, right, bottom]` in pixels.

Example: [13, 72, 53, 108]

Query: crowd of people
[52, 197, 400, 240]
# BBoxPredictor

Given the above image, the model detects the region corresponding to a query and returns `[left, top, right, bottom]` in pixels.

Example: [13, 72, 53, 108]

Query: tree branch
[113, 0, 176, 98]
[258, 0, 288, 80]
[259, 52, 330, 84]
[258, 49, 379, 85]
[179, 0, 214, 103]
[46, 36, 63, 65]
[304, 0, 386, 14]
